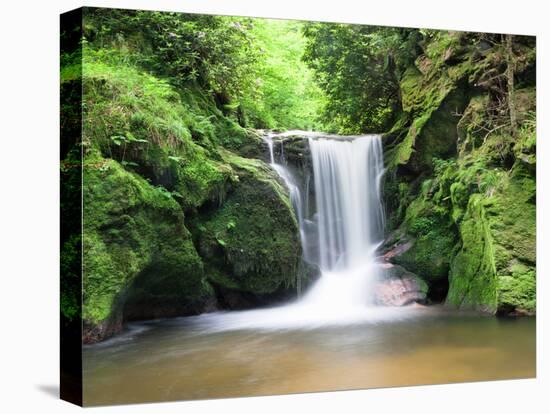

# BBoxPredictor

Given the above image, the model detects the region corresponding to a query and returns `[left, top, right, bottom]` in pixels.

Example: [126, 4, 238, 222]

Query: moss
[444, 162, 535, 312]
[386, 35, 477, 172]
[490, 170, 536, 265]
[171, 146, 235, 210]
[446, 194, 498, 312]
[384, 32, 536, 315]
[456, 95, 488, 155]
[489, 168, 536, 313]
[191, 151, 301, 294]
[393, 197, 456, 283]
[400, 66, 425, 113]
[80, 48, 246, 212]
[497, 271, 535, 313]
[78, 42, 307, 335]
[439, 154, 536, 314]
[60, 233, 82, 321]
[82, 158, 209, 328]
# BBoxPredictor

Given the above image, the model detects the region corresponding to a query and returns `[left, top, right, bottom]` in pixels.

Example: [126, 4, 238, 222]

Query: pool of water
[82, 306, 536, 406]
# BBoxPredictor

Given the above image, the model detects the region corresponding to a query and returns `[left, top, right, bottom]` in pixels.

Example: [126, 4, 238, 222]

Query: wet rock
[374, 263, 428, 306]
[383, 239, 413, 261]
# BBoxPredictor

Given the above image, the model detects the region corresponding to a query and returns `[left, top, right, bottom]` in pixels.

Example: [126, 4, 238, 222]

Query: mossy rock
[82, 157, 212, 342]
[392, 196, 457, 287]
[384, 31, 536, 316]
[80, 55, 244, 212]
[446, 168, 536, 314]
[191, 150, 302, 295]
[385, 35, 478, 173]
[446, 194, 498, 312]
[491, 168, 536, 313]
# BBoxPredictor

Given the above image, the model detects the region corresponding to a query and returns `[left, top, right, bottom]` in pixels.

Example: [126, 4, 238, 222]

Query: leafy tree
[84, 9, 260, 106]
[83, 9, 326, 131]
[302, 24, 421, 133]
[240, 19, 326, 130]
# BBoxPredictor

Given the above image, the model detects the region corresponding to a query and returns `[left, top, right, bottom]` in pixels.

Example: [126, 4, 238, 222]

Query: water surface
[83, 307, 535, 406]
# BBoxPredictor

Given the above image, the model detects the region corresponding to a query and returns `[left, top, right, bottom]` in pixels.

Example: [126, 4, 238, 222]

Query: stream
[83, 307, 535, 405]
[83, 132, 535, 406]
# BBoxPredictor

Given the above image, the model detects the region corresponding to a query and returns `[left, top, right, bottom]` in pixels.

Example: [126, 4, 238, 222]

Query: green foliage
[79, 49, 240, 210]
[60, 233, 81, 321]
[239, 20, 326, 130]
[303, 24, 421, 133]
[84, 9, 259, 100]
[408, 217, 434, 237]
[83, 8, 326, 131]
[394, 197, 456, 282]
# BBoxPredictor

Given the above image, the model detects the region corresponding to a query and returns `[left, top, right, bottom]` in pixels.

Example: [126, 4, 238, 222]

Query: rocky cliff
[382, 31, 536, 314]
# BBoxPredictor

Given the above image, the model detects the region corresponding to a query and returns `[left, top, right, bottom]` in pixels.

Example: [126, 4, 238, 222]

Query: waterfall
[264, 132, 386, 308]
[264, 133, 309, 294]
[300, 135, 385, 308]
[198, 132, 401, 332]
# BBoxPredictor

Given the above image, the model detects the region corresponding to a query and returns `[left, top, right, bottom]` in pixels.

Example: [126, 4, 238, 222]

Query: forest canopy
[78, 9, 536, 136]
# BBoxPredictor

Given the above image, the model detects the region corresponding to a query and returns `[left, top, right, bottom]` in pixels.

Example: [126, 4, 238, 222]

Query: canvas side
[60, 7, 83, 407]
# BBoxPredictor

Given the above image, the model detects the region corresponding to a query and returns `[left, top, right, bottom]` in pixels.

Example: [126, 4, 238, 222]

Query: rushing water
[83, 309, 535, 406]
[256, 132, 388, 322]
[309, 135, 384, 271]
[83, 131, 536, 405]
[306, 134, 385, 309]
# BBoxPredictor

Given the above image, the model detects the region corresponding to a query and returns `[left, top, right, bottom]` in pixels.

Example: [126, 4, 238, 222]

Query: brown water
[82, 307, 535, 406]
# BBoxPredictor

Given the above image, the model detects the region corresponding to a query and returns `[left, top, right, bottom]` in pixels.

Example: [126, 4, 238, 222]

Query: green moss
[456, 95, 488, 155]
[441, 156, 535, 313]
[498, 271, 535, 313]
[80, 48, 248, 212]
[386, 37, 476, 172]
[60, 233, 81, 321]
[447, 194, 498, 312]
[400, 66, 425, 113]
[82, 158, 208, 325]
[394, 197, 456, 282]
[384, 32, 536, 315]
[191, 152, 301, 294]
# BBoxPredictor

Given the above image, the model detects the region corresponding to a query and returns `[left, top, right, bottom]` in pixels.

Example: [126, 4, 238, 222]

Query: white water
[265, 133, 309, 266]
[188, 132, 407, 332]
[303, 135, 385, 307]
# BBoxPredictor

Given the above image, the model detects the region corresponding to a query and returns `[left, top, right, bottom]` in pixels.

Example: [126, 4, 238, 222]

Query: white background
[0, 0, 547, 412]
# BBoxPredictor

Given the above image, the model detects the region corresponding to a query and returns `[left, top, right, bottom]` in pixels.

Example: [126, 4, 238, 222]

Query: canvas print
[60, 7, 536, 407]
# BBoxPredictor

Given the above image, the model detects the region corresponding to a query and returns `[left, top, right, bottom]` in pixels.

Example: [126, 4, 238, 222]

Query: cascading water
[300, 135, 385, 309]
[264, 133, 310, 293]
[192, 131, 408, 331]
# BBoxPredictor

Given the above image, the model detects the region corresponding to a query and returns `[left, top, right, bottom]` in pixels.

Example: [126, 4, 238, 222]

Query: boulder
[190, 150, 303, 298]
[81, 157, 213, 343]
[374, 263, 428, 306]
